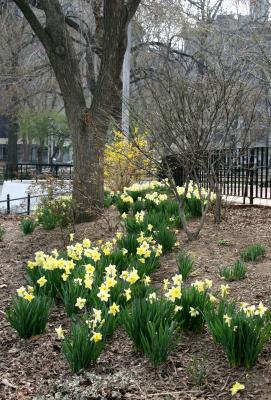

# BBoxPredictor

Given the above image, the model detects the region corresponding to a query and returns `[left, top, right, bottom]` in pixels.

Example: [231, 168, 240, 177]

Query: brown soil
[0, 207, 271, 400]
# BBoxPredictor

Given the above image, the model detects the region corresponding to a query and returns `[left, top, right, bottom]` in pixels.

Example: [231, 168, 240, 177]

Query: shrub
[206, 300, 271, 368]
[153, 227, 176, 253]
[6, 293, 53, 339]
[240, 244, 266, 263]
[219, 260, 247, 281]
[177, 251, 194, 279]
[104, 129, 153, 192]
[62, 322, 105, 373]
[0, 224, 5, 241]
[20, 217, 36, 235]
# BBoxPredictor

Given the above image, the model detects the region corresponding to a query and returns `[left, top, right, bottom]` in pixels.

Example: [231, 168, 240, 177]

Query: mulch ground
[0, 207, 271, 400]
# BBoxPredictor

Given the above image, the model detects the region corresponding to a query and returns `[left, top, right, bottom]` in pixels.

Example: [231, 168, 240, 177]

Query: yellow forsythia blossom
[104, 129, 155, 191]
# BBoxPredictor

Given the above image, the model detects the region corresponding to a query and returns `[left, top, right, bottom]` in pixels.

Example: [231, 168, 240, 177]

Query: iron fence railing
[169, 147, 271, 205]
[4, 163, 73, 182]
[0, 191, 71, 215]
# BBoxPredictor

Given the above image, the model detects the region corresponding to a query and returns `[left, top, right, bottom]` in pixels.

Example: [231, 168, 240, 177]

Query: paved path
[223, 195, 271, 207]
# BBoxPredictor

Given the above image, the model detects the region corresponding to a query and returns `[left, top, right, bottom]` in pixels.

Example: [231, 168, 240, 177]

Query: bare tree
[9, 0, 141, 221]
[129, 44, 261, 240]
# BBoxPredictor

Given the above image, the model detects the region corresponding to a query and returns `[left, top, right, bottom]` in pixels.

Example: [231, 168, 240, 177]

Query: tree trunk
[22, 138, 30, 162]
[7, 120, 18, 179]
[215, 187, 222, 224]
[69, 109, 106, 222]
[13, 0, 141, 222]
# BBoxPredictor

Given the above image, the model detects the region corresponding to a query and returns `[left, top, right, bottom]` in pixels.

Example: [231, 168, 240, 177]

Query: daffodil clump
[165, 276, 214, 332]
[206, 298, 271, 368]
[176, 180, 216, 217]
[124, 180, 166, 194]
[34, 194, 75, 231]
[121, 296, 179, 366]
[6, 288, 53, 339]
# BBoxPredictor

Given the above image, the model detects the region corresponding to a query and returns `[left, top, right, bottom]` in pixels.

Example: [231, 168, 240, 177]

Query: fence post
[27, 194, 31, 215]
[7, 194, 10, 214]
[249, 149, 254, 205]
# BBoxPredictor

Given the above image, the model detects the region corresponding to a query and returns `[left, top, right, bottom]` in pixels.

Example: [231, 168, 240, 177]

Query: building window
[0, 144, 7, 161]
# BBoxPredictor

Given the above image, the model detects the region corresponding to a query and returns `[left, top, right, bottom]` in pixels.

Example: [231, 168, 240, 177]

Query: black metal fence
[0, 193, 43, 215]
[4, 163, 73, 181]
[0, 191, 71, 215]
[170, 147, 271, 204]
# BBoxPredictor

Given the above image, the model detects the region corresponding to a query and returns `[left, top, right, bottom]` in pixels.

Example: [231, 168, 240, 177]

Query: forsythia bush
[104, 128, 154, 191]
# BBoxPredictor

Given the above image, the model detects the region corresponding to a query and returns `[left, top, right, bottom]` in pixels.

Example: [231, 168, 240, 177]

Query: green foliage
[121, 297, 176, 352]
[39, 209, 58, 230]
[174, 286, 211, 332]
[206, 300, 271, 368]
[157, 199, 179, 219]
[0, 224, 5, 241]
[136, 253, 160, 277]
[219, 260, 247, 281]
[132, 199, 145, 214]
[27, 267, 63, 299]
[218, 239, 232, 246]
[126, 189, 149, 202]
[177, 251, 194, 279]
[59, 279, 91, 317]
[184, 196, 202, 217]
[103, 249, 131, 273]
[6, 295, 53, 339]
[117, 233, 138, 255]
[36, 195, 75, 230]
[114, 196, 131, 213]
[124, 215, 143, 234]
[62, 322, 105, 373]
[240, 244, 266, 263]
[143, 212, 169, 232]
[104, 191, 113, 208]
[20, 217, 36, 235]
[187, 354, 207, 386]
[153, 227, 176, 253]
[19, 110, 70, 147]
[140, 319, 179, 366]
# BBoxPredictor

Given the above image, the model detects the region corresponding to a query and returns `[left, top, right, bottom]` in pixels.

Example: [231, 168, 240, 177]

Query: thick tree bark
[13, 0, 141, 221]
